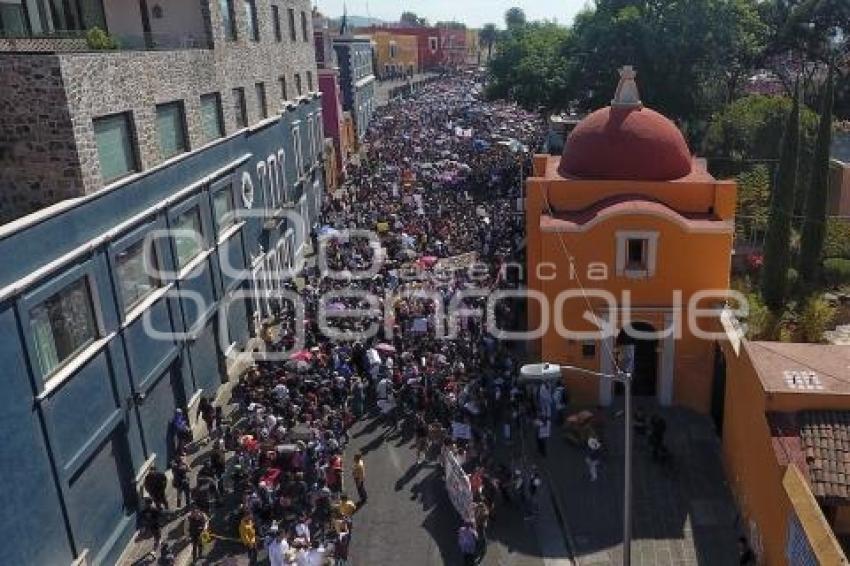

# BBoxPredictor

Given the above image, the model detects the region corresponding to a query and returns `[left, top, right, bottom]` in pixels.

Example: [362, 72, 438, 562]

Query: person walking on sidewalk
[186, 505, 208, 563]
[199, 396, 215, 440]
[144, 465, 169, 510]
[352, 452, 367, 505]
[170, 452, 192, 509]
[457, 522, 478, 566]
[535, 416, 550, 458]
[139, 497, 163, 554]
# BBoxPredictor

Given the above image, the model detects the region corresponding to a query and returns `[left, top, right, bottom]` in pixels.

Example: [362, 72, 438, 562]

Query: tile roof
[799, 411, 850, 503]
[745, 342, 850, 395]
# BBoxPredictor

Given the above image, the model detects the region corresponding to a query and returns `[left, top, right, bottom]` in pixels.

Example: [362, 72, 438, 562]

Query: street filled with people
[135, 73, 561, 565]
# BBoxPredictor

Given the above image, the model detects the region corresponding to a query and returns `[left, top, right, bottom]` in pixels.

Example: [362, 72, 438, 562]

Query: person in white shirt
[266, 526, 290, 566]
[295, 518, 311, 544]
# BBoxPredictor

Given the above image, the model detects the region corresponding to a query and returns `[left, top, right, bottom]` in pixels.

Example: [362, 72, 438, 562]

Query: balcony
[0, 0, 211, 52]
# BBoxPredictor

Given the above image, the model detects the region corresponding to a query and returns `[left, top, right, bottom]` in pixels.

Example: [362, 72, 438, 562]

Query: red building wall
[319, 71, 348, 175]
[358, 26, 443, 71]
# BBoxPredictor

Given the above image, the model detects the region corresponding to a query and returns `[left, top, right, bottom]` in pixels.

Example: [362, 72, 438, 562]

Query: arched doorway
[617, 321, 658, 397]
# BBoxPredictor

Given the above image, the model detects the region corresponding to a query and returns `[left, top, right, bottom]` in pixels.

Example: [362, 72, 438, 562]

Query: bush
[85, 27, 119, 50]
[797, 296, 837, 343]
[786, 268, 799, 291]
[824, 219, 850, 259]
[824, 258, 850, 287]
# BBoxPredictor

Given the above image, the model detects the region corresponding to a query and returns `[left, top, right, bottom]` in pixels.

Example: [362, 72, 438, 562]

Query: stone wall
[0, 54, 84, 223]
[0, 0, 318, 222]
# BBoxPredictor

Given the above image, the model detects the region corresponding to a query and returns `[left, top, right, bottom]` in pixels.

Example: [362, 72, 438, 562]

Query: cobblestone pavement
[537, 404, 739, 566]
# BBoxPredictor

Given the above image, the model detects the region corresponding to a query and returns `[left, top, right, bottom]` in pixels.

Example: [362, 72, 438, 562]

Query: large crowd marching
[138, 73, 550, 566]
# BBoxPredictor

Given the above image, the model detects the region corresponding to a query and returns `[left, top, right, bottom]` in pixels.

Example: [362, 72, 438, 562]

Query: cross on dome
[611, 66, 642, 109]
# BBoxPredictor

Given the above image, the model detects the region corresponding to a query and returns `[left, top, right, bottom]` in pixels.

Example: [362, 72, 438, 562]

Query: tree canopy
[505, 7, 527, 30]
[400, 11, 427, 27]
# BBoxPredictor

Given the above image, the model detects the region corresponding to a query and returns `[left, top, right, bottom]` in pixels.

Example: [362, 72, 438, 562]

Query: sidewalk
[536, 405, 739, 566]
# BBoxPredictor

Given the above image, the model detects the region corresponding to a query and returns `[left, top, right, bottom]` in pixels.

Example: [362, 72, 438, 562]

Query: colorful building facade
[371, 30, 420, 79]
[525, 67, 737, 413]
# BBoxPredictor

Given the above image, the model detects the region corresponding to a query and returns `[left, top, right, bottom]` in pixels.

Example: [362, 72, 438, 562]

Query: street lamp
[520, 353, 635, 566]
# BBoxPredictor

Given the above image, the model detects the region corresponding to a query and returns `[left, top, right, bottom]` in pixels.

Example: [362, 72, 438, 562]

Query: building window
[294, 73, 302, 96]
[615, 231, 658, 278]
[390, 41, 397, 59]
[200, 93, 224, 142]
[1, 0, 105, 36]
[30, 277, 98, 379]
[93, 112, 138, 182]
[232, 87, 247, 129]
[219, 0, 236, 40]
[155, 101, 188, 160]
[300, 10, 308, 41]
[306, 70, 313, 92]
[272, 4, 282, 41]
[429, 37, 438, 52]
[255, 82, 268, 119]
[287, 7, 296, 41]
[116, 239, 159, 312]
[244, 0, 259, 41]
[581, 341, 596, 359]
[173, 207, 204, 269]
[279, 76, 288, 101]
[212, 186, 235, 233]
[626, 239, 647, 270]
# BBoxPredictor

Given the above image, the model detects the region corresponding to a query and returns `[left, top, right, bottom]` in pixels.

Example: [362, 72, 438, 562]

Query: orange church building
[525, 67, 737, 414]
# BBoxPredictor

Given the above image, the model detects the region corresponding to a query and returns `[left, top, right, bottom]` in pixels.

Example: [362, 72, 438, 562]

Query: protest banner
[441, 447, 475, 524]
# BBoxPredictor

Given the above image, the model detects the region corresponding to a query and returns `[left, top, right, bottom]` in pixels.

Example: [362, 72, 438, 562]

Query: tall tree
[505, 7, 527, 30]
[400, 11, 427, 27]
[761, 83, 801, 310]
[798, 64, 836, 286]
[480, 23, 498, 61]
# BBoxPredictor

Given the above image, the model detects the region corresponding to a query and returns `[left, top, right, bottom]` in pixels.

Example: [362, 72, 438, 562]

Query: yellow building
[372, 31, 419, 79]
[466, 29, 480, 65]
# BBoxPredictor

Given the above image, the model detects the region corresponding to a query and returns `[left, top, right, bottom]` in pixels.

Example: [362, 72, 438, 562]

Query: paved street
[345, 414, 573, 566]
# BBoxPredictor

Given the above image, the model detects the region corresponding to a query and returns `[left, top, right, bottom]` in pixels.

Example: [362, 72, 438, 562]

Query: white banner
[441, 447, 475, 524]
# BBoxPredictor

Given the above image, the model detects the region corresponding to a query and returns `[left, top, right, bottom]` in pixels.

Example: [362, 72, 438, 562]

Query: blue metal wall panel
[189, 321, 222, 395]
[136, 362, 181, 463]
[46, 352, 119, 468]
[0, 307, 74, 566]
[123, 299, 177, 389]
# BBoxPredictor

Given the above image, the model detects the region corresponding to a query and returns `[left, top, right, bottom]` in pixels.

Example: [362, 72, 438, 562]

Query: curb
[541, 465, 581, 566]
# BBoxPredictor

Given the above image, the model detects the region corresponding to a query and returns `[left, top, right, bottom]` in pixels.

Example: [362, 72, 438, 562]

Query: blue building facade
[0, 96, 324, 566]
[333, 37, 377, 142]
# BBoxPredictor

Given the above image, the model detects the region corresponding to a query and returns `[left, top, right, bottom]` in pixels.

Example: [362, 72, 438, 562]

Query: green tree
[761, 85, 801, 310]
[400, 11, 427, 27]
[435, 21, 466, 29]
[735, 164, 772, 241]
[824, 218, 850, 259]
[505, 7, 527, 30]
[480, 23, 498, 61]
[563, 0, 768, 138]
[486, 22, 571, 111]
[798, 65, 836, 286]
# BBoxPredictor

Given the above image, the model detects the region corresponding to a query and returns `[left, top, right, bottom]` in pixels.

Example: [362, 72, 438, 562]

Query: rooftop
[746, 341, 850, 396]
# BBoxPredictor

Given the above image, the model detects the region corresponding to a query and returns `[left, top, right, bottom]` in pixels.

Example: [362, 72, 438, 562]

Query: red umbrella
[290, 350, 313, 362]
[375, 343, 396, 354]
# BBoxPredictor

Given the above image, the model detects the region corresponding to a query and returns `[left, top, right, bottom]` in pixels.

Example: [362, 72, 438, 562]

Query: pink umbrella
[375, 343, 396, 354]
[418, 256, 438, 268]
[290, 350, 313, 362]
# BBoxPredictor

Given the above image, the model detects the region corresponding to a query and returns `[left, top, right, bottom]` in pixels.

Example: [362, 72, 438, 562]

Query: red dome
[558, 106, 692, 181]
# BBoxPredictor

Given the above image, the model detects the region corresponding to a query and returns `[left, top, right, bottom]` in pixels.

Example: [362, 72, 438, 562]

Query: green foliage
[562, 0, 768, 134]
[486, 22, 571, 111]
[399, 11, 427, 27]
[824, 219, 850, 259]
[799, 66, 836, 286]
[703, 95, 818, 181]
[85, 27, 118, 50]
[761, 88, 801, 310]
[505, 7, 527, 30]
[480, 23, 498, 61]
[797, 295, 837, 343]
[824, 258, 850, 287]
[735, 164, 771, 240]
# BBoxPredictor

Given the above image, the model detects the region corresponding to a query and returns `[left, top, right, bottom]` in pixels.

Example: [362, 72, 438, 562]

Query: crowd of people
[139, 73, 550, 565]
